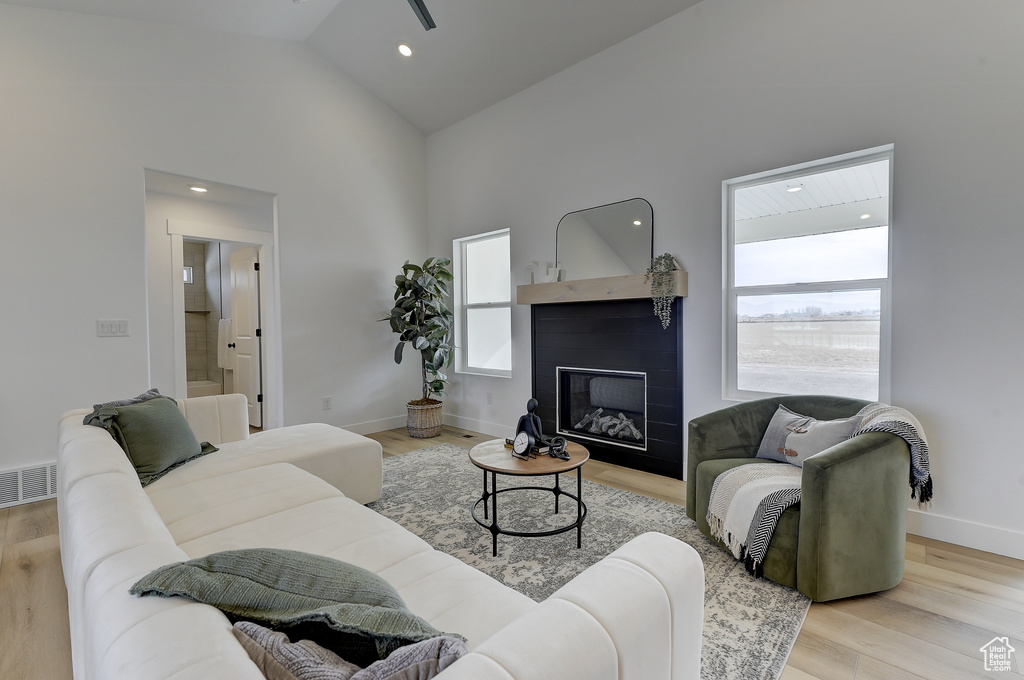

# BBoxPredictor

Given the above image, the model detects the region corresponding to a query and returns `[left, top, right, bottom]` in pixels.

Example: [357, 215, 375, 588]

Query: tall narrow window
[723, 146, 892, 401]
[453, 229, 512, 377]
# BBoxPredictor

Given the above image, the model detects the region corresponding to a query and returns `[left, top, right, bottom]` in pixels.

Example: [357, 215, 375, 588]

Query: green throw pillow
[130, 549, 461, 668]
[84, 394, 217, 485]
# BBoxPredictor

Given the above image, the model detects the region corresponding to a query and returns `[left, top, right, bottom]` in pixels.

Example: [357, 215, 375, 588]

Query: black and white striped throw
[742, 487, 802, 577]
[853, 403, 933, 506]
[707, 464, 801, 574]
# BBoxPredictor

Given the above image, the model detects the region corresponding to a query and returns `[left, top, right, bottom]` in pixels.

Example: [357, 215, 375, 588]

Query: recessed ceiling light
[189, 185, 208, 193]
[786, 186, 802, 193]
[398, 43, 413, 57]
[633, 220, 642, 226]
[860, 213, 871, 219]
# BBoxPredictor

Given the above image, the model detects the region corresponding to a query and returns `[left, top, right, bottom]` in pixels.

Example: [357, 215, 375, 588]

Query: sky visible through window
[735, 226, 887, 317]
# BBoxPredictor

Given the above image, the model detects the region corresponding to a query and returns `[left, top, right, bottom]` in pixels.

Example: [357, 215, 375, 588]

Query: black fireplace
[531, 298, 683, 478]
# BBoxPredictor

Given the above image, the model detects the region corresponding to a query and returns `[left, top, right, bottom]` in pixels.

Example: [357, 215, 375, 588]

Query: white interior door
[230, 246, 263, 427]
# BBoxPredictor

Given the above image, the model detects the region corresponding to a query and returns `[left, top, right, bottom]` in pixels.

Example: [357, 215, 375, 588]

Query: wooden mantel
[516, 271, 687, 305]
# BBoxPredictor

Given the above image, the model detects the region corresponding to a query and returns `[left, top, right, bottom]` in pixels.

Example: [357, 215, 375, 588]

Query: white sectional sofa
[58, 393, 704, 680]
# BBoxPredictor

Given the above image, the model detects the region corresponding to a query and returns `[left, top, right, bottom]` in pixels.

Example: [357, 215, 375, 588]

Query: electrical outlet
[322, 397, 332, 410]
[486, 393, 493, 405]
[96, 319, 130, 337]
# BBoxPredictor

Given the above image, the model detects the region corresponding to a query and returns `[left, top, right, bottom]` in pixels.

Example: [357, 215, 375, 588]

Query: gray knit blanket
[232, 621, 466, 680]
[707, 403, 933, 577]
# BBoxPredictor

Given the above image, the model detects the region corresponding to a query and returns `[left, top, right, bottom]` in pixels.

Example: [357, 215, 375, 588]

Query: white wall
[427, 0, 1024, 557]
[0, 4, 426, 471]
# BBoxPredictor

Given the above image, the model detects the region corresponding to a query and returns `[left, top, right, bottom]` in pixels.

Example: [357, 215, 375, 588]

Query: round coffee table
[468, 439, 589, 557]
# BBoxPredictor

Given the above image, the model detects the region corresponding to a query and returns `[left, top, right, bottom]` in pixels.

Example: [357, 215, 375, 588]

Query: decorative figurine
[516, 398, 543, 442]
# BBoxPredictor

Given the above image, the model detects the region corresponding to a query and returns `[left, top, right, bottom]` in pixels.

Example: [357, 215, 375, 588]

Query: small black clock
[512, 430, 534, 457]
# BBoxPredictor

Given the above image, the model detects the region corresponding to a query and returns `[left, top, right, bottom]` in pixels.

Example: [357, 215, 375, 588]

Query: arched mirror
[556, 198, 653, 281]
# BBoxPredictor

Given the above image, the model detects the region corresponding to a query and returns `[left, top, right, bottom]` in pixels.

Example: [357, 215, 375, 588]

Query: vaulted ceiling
[4, 0, 701, 134]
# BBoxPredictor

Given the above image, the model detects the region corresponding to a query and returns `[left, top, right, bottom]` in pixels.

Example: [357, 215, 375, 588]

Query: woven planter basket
[407, 401, 443, 438]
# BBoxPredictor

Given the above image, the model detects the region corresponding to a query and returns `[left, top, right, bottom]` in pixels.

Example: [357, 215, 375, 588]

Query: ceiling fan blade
[407, 0, 436, 31]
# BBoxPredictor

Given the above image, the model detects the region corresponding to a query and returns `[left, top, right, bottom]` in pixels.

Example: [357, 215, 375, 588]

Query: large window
[453, 229, 512, 377]
[723, 146, 892, 401]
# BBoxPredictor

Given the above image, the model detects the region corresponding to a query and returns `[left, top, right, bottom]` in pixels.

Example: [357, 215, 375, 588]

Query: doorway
[168, 222, 276, 429]
[144, 170, 281, 430]
[181, 239, 264, 428]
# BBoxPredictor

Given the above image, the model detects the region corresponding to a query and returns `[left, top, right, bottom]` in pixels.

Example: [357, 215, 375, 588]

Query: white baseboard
[342, 413, 506, 438]
[342, 415, 408, 436]
[907, 507, 1024, 560]
[443, 413, 506, 439]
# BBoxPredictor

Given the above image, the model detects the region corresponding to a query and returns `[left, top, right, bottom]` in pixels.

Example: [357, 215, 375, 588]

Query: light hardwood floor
[0, 500, 73, 680]
[375, 426, 1024, 679]
[2, 425, 1020, 679]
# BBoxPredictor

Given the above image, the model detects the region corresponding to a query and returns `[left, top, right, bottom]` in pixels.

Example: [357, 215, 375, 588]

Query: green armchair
[686, 395, 911, 602]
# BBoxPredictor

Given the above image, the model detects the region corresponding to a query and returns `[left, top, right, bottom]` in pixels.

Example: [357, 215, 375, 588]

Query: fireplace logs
[575, 408, 643, 442]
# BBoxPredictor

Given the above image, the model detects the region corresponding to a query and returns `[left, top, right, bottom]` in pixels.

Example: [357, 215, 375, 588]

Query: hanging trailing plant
[645, 253, 680, 329]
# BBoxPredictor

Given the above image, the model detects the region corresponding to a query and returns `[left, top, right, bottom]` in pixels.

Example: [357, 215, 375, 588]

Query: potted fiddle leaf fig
[384, 257, 455, 438]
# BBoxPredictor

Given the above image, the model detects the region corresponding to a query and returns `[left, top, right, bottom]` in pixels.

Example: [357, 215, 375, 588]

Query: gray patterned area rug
[367, 444, 810, 680]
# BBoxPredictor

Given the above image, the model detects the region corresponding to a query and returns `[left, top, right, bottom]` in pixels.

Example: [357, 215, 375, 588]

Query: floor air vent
[0, 463, 58, 508]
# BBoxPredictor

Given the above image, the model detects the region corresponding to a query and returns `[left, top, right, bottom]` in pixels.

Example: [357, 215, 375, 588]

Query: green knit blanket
[131, 548, 460, 667]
